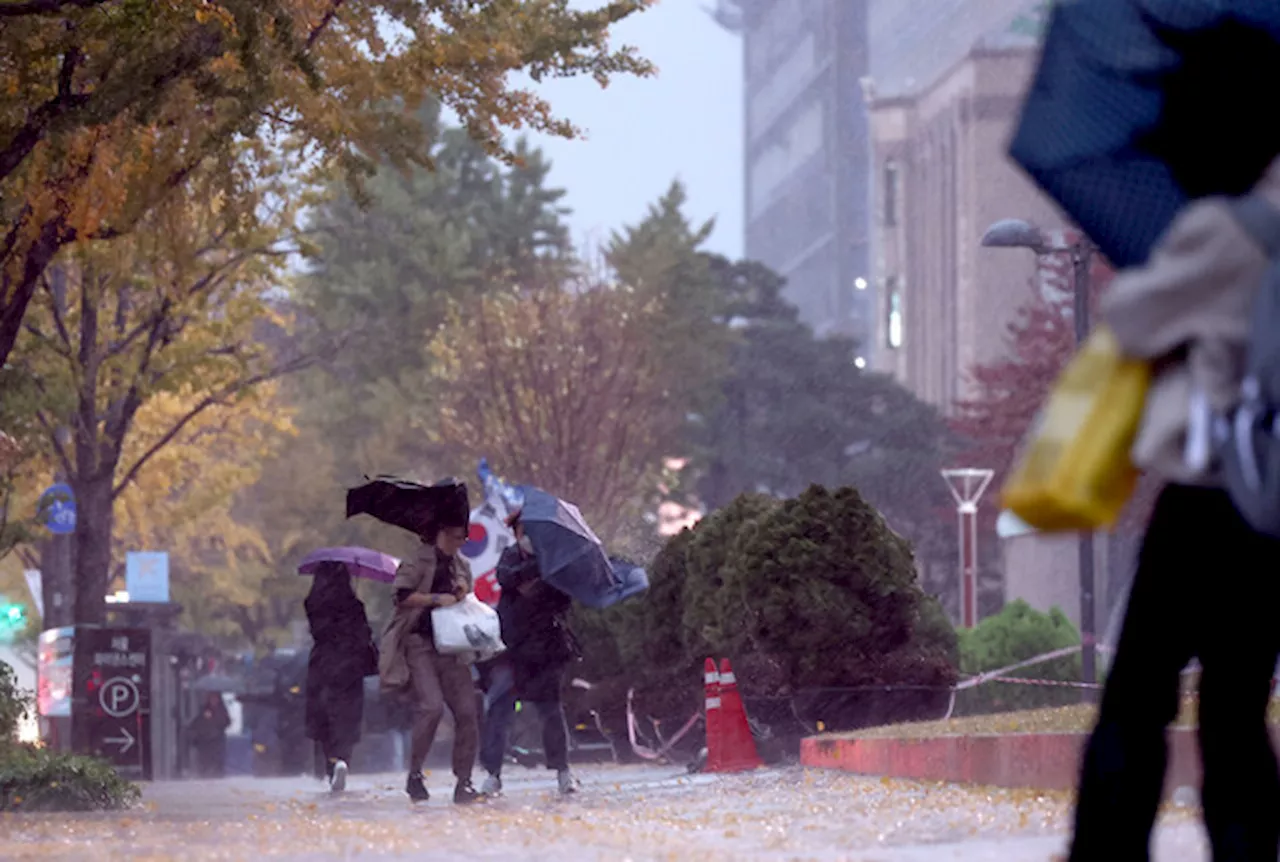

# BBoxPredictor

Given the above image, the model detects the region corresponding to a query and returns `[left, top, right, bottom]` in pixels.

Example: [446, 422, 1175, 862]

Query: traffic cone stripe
[705, 696, 721, 709]
[720, 672, 736, 685]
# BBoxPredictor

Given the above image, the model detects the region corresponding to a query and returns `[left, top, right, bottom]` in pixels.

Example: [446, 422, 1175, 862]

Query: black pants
[1070, 485, 1280, 861]
[306, 677, 364, 778]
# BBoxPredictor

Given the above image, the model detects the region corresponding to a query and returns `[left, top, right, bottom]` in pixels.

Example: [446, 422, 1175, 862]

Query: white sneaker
[557, 769, 579, 795]
[330, 760, 348, 793]
[481, 773, 502, 796]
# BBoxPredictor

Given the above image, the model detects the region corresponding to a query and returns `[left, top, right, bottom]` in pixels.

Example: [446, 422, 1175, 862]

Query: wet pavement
[0, 765, 1207, 861]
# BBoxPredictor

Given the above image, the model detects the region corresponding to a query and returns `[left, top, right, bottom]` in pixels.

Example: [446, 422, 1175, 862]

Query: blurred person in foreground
[1069, 158, 1280, 861]
[382, 515, 485, 805]
[304, 562, 378, 793]
[478, 510, 580, 797]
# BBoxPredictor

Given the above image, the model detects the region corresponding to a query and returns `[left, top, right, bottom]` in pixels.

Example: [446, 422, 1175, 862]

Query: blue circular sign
[39, 483, 76, 535]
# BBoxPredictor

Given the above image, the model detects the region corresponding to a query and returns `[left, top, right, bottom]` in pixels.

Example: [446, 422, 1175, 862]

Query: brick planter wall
[800, 728, 1230, 794]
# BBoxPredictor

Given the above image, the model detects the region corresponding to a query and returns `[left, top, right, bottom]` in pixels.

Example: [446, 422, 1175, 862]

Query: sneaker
[453, 780, 486, 805]
[405, 772, 430, 802]
[480, 773, 503, 796]
[557, 769, 580, 795]
[330, 760, 348, 793]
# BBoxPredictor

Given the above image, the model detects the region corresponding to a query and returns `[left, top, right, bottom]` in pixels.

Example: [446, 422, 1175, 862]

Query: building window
[883, 160, 899, 227]
[887, 277, 903, 349]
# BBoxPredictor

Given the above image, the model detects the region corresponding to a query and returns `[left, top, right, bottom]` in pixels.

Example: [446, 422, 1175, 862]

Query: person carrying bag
[383, 516, 486, 805]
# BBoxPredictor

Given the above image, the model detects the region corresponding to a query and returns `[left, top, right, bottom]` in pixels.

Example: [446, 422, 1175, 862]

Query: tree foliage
[8, 175, 302, 624]
[0, 0, 656, 367]
[955, 599, 1082, 715]
[693, 256, 957, 604]
[176, 117, 581, 650]
[427, 279, 677, 543]
[950, 254, 1115, 510]
[576, 486, 959, 735]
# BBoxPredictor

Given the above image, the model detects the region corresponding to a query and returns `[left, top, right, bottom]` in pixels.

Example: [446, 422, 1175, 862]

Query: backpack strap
[1230, 194, 1280, 258]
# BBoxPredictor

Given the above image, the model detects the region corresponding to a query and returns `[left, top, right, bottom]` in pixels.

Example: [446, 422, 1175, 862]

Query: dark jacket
[304, 576, 377, 745]
[494, 545, 578, 702]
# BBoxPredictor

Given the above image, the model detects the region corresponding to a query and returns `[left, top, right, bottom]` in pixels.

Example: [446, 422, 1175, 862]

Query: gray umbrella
[190, 674, 242, 694]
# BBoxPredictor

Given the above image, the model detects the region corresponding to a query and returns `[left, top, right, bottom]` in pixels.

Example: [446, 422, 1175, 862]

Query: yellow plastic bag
[1001, 326, 1152, 531]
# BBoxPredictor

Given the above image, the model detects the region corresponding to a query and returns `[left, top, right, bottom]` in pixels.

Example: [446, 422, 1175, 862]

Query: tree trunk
[72, 476, 114, 625]
[0, 218, 65, 369]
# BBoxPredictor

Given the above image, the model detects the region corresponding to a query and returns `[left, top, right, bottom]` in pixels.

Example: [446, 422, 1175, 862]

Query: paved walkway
[0, 765, 1207, 860]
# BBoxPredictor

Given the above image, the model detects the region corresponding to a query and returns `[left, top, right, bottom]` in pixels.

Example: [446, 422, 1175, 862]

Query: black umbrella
[346, 475, 470, 538]
[1009, 0, 1280, 269]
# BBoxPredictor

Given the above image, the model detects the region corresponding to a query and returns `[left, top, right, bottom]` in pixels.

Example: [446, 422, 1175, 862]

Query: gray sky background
[523, 0, 744, 259]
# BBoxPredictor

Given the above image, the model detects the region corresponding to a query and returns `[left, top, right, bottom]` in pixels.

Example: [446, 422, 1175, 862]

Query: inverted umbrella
[1009, 0, 1280, 269]
[297, 547, 402, 584]
[516, 487, 637, 610]
[346, 475, 469, 538]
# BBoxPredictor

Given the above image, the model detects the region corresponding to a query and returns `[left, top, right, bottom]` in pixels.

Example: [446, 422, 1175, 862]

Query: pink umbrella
[297, 547, 401, 584]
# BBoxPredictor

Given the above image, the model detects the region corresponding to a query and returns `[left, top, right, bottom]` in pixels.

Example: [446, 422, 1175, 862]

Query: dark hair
[306, 563, 356, 606]
[420, 522, 441, 544]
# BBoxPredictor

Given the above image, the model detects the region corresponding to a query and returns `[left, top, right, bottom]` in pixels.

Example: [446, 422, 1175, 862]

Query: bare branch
[0, 0, 112, 17]
[306, 0, 347, 50]
[33, 409, 75, 477]
[111, 353, 312, 498]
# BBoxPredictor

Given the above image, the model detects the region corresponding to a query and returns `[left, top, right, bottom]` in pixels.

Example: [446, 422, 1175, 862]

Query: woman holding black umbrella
[304, 562, 378, 793]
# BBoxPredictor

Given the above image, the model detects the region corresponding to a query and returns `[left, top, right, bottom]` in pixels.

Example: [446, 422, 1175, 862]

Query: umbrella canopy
[607, 558, 650, 606]
[515, 487, 635, 610]
[191, 674, 242, 694]
[346, 476, 470, 538]
[297, 547, 402, 584]
[1009, 1, 1280, 269]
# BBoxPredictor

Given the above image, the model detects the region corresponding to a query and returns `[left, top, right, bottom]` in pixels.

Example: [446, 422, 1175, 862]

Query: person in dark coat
[304, 561, 378, 793]
[188, 692, 231, 778]
[479, 510, 580, 796]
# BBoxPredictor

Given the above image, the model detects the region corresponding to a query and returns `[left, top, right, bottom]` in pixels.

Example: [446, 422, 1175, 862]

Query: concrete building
[864, 0, 1132, 633]
[714, 0, 873, 344]
[865, 0, 1059, 407]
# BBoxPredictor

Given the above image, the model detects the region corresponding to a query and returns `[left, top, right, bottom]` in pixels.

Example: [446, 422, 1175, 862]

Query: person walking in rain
[188, 692, 231, 778]
[304, 561, 378, 793]
[479, 510, 580, 797]
[382, 515, 486, 804]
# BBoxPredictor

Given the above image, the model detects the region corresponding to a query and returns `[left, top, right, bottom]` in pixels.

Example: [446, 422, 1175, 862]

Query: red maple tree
[950, 251, 1156, 541]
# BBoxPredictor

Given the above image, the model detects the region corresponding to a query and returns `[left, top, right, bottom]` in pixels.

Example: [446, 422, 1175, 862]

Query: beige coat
[378, 542, 473, 692]
[1102, 157, 1280, 485]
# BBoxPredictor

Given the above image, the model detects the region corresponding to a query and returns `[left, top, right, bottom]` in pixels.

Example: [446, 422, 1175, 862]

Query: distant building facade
[866, 0, 1057, 409]
[715, 0, 873, 345]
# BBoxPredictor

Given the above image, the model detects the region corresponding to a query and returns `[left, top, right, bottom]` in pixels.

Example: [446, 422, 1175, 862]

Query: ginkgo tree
[0, 0, 657, 368]
[10, 169, 308, 625]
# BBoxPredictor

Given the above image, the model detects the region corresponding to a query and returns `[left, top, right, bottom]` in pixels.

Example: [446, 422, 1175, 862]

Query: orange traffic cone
[703, 657, 722, 770]
[709, 658, 762, 773]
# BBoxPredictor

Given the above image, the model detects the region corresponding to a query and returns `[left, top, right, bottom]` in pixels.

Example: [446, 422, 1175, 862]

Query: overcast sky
[523, 0, 744, 258]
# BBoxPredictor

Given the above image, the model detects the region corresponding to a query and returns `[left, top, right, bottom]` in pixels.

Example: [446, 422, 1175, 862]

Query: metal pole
[1072, 243, 1097, 699]
[963, 501, 979, 629]
[43, 266, 74, 630]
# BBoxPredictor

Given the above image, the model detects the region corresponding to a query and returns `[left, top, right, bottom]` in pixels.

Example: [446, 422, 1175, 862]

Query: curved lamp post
[981, 217, 1099, 701]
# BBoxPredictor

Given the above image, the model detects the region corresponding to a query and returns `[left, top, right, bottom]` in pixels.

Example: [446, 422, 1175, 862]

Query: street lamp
[981, 218, 1099, 700]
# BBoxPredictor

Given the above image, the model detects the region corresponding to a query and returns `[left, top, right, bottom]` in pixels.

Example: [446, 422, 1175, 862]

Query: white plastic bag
[431, 594, 505, 661]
